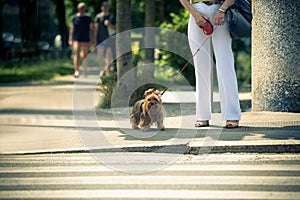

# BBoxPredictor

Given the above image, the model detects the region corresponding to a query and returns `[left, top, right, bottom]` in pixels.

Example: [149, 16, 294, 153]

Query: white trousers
[188, 3, 241, 121]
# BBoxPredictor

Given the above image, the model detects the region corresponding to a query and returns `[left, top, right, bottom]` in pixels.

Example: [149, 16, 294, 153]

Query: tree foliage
[1, 0, 251, 88]
[158, 9, 195, 85]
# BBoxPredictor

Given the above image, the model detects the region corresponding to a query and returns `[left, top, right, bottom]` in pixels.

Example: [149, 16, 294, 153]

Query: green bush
[97, 75, 117, 109]
[97, 73, 166, 108]
[157, 10, 195, 86]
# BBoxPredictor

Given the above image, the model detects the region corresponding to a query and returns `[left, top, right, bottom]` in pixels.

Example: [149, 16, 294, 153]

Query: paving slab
[0, 75, 299, 155]
[1, 112, 299, 155]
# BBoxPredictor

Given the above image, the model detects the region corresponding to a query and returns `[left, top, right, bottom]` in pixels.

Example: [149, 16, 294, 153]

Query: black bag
[226, 0, 252, 39]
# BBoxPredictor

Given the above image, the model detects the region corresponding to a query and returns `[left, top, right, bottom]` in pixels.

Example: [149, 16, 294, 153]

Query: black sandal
[225, 120, 239, 129]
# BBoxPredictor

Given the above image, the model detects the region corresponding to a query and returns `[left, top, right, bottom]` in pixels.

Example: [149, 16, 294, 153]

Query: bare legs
[97, 47, 112, 78]
[72, 42, 89, 78]
[72, 42, 80, 77]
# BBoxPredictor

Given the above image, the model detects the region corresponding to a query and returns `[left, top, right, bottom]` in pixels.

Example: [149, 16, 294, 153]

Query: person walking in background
[94, 1, 116, 78]
[68, 2, 94, 78]
[179, 0, 241, 128]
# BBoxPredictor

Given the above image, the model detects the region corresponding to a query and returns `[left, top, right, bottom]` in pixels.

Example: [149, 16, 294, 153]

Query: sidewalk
[0, 73, 299, 155]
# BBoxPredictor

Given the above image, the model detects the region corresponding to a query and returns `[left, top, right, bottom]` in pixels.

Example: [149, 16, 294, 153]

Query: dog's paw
[157, 122, 165, 130]
[130, 123, 139, 129]
[141, 127, 150, 132]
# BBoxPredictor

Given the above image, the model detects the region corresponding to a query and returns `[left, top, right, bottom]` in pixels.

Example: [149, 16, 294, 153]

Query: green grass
[0, 58, 73, 83]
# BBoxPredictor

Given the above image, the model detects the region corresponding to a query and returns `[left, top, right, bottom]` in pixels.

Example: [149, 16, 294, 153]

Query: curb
[2, 142, 300, 156]
[188, 144, 300, 154]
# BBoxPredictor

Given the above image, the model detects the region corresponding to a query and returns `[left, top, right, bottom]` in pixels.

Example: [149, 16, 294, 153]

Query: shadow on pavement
[4, 122, 300, 142]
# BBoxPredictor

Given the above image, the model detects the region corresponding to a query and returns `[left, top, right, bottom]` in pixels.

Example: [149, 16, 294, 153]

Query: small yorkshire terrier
[130, 88, 165, 131]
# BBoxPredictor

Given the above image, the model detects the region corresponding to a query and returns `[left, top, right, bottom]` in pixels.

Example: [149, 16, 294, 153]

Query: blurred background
[0, 0, 251, 89]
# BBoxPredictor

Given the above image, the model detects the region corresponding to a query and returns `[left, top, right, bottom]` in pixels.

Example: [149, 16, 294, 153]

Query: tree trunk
[116, 0, 132, 79]
[0, 0, 4, 60]
[115, 0, 134, 106]
[158, 0, 165, 24]
[19, 0, 40, 58]
[252, 0, 300, 112]
[145, 0, 155, 63]
[55, 0, 68, 50]
[144, 0, 156, 80]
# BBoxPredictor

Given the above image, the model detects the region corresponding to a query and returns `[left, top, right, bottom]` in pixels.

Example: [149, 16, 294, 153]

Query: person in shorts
[94, 1, 116, 78]
[68, 2, 94, 78]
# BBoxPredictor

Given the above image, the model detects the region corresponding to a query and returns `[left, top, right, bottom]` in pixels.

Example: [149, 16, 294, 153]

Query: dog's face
[143, 88, 162, 113]
[144, 93, 162, 113]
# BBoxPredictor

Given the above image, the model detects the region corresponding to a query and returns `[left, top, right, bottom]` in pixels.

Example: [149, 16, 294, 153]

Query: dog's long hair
[130, 88, 164, 131]
[140, 92, 162, 126]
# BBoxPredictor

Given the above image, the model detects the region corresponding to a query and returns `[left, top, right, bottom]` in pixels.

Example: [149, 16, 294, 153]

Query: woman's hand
[193, 11, 209, 27]
[214, 10, 225, 26]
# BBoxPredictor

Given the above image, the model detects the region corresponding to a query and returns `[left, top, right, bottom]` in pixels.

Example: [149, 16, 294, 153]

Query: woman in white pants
[179, 0, 241, 128]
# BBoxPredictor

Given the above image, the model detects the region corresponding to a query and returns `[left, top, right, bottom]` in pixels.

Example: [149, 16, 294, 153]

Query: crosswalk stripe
[0, 190, 299, 199]
[1, 164, 299, 173]
[0, 154, 299, 199]
[1, 153, 300, 164]
[1, 176, 300, 186]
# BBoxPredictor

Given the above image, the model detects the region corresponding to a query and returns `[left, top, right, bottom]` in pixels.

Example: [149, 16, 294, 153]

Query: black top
[94, 13, 116, 44]
[71, 14, 92, 42]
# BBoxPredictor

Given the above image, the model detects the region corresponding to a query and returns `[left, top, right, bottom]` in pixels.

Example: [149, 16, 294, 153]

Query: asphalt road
[0, 153, 300, 199]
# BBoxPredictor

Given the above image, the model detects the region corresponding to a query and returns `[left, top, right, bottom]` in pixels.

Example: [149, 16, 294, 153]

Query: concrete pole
[252, 0, 300, 112]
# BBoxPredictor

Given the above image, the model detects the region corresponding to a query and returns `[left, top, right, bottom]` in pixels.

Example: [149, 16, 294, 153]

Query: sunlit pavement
[0, 73, 299, 155]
